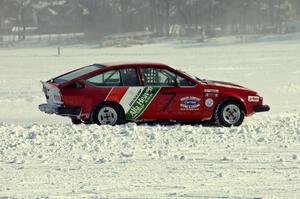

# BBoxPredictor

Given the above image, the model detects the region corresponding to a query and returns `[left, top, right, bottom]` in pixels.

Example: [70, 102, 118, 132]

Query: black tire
[215, 100, 245, 127]
[92, 103, 125, 125]
[71, 118, 82, 125]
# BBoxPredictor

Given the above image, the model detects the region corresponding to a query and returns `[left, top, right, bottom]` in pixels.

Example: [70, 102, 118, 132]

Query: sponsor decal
[204, 89, 219, 93]
[180, 96, 200, 110]
[205, 98, 214, 107]
[248, 96, 260, 102]
[104, 87, 160, 120]
[205, 93, 219, 98]
[125, 87, 160, 120]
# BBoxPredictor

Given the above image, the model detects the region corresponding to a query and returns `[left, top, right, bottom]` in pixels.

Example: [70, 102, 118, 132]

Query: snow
[1, 114, 300, 198]
[0, 37, 300, 198]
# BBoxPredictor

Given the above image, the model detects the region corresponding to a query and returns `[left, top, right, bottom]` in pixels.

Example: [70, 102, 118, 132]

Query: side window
[119, 68, 140, 86]
[177, 75, 196, 87]
[141, 68, 195, 87]
[86, 70, 121, 86]
[141, 68, 174, 86]
[141, 68, 159, 86]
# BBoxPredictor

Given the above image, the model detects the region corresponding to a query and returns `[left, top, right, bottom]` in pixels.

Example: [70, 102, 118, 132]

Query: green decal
[125, 87, 160, 120]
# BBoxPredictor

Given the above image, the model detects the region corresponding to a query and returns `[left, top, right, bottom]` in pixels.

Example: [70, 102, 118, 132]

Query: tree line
[0, 0, 300, 40]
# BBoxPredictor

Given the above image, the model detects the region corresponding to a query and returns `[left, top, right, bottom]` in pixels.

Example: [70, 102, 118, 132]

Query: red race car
[39, 62, 270, 127]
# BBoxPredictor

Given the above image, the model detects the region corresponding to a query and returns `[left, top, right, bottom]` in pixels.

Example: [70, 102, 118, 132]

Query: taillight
[42, 81, 63, 104]
[54, 94, 62, 103]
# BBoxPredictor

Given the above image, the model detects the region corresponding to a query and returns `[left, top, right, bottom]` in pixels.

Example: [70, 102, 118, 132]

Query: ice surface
[0, 38, 300, 198]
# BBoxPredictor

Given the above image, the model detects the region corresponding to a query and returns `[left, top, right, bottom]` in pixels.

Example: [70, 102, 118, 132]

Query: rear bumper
[254, 105, 270, 113]
[39, 104, 81, 116]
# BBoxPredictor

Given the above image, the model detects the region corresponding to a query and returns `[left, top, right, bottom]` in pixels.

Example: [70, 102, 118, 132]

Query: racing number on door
[161, 92, 176, 112]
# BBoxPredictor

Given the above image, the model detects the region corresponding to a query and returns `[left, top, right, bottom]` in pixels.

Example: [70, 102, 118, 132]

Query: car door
[86, 66, 150, 121]
[138, 67, 204, 121]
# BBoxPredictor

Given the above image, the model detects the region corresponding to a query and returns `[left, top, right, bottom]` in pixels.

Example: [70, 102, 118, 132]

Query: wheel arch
[214, 96, 247, 116]
[212, 96, 246, 127]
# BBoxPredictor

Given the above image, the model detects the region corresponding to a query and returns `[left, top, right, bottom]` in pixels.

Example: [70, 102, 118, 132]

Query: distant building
[287, 20, 300, 33]
[35, 1, 89, 34]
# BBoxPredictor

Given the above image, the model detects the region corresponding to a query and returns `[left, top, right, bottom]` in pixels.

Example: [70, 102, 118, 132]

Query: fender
[83, 87, 127, 121]
[216, 95, 247, 114]
[204, 94, 247, 121]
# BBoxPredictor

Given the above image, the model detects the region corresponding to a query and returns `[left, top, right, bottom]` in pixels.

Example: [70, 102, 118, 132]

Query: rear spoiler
[41, 80, 58, 88]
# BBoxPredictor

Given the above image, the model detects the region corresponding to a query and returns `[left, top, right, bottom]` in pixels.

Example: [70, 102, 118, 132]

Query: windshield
[53, 64, 104, 84]
[179, 70, 207, 84]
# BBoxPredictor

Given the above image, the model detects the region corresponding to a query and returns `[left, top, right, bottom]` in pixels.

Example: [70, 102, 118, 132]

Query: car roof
[95, 62, 169, 68]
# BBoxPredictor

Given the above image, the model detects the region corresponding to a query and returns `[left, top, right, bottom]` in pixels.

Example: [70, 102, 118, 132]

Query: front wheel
[215, 101, 245, 127]
[93, 104, 124, 125]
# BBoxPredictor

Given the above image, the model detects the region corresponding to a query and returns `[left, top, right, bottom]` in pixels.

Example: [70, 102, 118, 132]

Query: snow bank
[0, 112, 300, 198]
[0, 112, 299, 165]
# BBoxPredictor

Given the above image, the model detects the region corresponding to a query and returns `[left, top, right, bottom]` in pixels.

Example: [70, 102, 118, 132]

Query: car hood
[205, 80, 255, 93]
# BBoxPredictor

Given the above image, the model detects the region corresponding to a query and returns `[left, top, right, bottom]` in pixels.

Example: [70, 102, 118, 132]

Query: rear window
[53, 64, 103, 84]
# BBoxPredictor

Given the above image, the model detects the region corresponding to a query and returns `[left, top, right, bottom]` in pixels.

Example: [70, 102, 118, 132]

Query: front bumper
[39, 104, 81, 116]
[254, 105, 270, 113]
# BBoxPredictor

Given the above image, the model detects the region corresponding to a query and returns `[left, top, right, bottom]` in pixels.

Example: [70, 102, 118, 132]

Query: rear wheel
[215, 101, 244, 127]
[93, 104, 124, 125]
